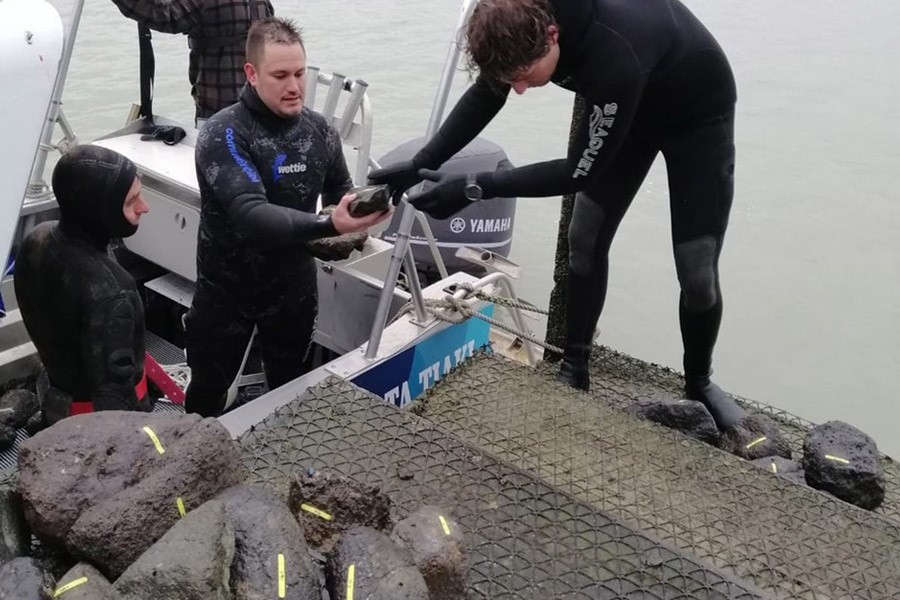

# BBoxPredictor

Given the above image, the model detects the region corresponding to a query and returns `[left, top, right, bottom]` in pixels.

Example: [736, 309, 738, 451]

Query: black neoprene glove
[367, 159, 422, 204]
[408, 169, 475, 220]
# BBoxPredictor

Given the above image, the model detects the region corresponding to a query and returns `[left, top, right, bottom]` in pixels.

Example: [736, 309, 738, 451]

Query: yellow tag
[771, 462, 778, 474]
[745, 436, 767, 450]
[438, 515, 451, 536]
[176, 497, 186, 517]
[346, 564, 355, 600]
[142, 426, 165, 454]
[278, 553, 286, 598]
[300, 503, 333, 521]
[825, 454, 850, 465]
[54, 577, 88, 597]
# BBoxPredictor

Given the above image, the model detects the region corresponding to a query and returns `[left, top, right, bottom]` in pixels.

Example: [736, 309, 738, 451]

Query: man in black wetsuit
[369, 0, 746, 430]
[186, 17, 390, 417]
[15, 145, 153, 425]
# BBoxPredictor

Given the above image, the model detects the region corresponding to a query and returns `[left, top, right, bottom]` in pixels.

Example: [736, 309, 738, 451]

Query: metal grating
[416, 351, 900, 600]
[239, 376, 769, 600]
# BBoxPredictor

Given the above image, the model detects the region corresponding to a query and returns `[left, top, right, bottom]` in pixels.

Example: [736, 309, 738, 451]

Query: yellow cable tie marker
[142, 426, 165, 454]
[825, 454, 850, 465]
[745, 436, 767, 450]
[771, 462, 778, 474]
[300, 503, 333, 521]
[438, 515, 451, 536]
[54, 577, 88, 597]
[346, 564, 355, 600]
[176, 497, 186, 517]
[278, 553, 286, 598]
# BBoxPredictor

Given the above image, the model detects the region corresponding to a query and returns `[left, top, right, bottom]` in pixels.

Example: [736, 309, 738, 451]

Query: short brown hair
[465, 0, 556, 87]
[246, 17, 304, 66]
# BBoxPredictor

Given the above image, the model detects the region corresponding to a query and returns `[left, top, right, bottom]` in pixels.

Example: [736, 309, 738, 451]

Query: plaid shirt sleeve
[110, 0, 274, 120]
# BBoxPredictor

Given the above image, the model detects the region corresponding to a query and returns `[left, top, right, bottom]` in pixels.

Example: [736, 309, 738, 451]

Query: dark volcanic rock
[392, 506, 468, 600]
[18, 412, 198, 545]
[24, 412, 46, 437]
[719, 414, 791, 460]
[1, 486, 31, 566]
[219, 485, 321, 600]
[329, 526, 429, 600]
[115, 500, 235, 600]
[0, 557, 56, 600]
[628, 397, 719, 444]
[289, 469, 392, 553]
[751, 456, 806, 485]
[0, 389, 39, 429]
[803, 420, 884, 510]
[64, 416, 246, 579]
[304, 207, 367, 261]
[0, 422, 16, 451]
[54, 562, 119, 600]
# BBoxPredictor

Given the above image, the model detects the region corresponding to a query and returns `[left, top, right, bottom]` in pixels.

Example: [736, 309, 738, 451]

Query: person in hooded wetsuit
[14, 145, 153, 425]
[369, 0, 746, 430]
[186, 17, 391, 418]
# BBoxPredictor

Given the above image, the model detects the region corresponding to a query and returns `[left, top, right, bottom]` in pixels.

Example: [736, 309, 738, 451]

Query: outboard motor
[378, 137, 517, 282]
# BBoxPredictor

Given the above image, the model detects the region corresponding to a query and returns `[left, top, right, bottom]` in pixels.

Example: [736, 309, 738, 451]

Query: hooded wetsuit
[185, 85, 352, 417]
[409, 0, 741, 427]
[14, 146, 152, 425]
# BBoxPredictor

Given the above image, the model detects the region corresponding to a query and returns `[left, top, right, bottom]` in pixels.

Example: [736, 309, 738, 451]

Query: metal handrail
[25, 0, 85, 199]
[364, 0, 479, 359]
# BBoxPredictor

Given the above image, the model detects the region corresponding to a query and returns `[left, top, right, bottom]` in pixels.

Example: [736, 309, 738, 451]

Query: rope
[390, 287, 564, 356]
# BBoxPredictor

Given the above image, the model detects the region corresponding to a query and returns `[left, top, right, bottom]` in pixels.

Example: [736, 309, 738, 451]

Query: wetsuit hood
[52, 145, 139, 246]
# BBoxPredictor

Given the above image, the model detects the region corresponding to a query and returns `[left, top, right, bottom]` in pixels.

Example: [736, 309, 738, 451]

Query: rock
[1, 486, 31, 566]
[64, 416, 246, 579]
[751, 456, 806, 485]
[304, 206, 368, 261]
[219, 485, 321, 600]
[628, 397, 719, 444]
[115, 500, 235, 600]
[54, 562, 119, 600]
[288, 469, 392, 554]
[0, 557, 56, 600]
[392, 506, 468, 600]
[719, 414, 791, 460]
[329, 526, 429, 600]
[24, 412, 46, 437]
[0, 389, 40, 429]
[0, 422, 16, 451]
[18, 412, 197, 545]
[348, 184, 391, 217]
[803, 421, 885, 510]
[18, 412, 244, 556]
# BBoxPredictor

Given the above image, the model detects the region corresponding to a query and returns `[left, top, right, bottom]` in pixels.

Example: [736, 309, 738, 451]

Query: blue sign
[352, 307, 494, 407]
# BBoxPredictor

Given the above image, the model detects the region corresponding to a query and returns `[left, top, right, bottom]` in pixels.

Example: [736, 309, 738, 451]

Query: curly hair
[465, 0, 557, 88]
[246, 17, 304, 66]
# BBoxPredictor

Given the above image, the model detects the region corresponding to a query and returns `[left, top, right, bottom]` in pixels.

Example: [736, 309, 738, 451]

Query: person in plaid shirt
[110, 0, 274, 123]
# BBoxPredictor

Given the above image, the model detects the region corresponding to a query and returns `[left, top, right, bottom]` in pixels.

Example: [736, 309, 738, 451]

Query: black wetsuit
[186, 85, 352, 416]
[14, 146, 152, 425]
[405, 0, 742, 426]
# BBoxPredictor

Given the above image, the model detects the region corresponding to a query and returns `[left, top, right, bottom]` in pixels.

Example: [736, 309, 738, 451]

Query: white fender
[0, 0, 64, 274]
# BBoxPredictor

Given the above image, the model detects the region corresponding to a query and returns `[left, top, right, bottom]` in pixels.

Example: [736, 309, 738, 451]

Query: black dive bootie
[680, 298, 746, 430]
[556, 344, 592, 391]
[685, 373, 746, 430]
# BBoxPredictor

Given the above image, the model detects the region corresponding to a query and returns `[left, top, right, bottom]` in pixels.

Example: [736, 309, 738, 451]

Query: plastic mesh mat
[238, 376, 769, 600]
[415, 351, 900, 600]
[570, 345, 900, 523]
